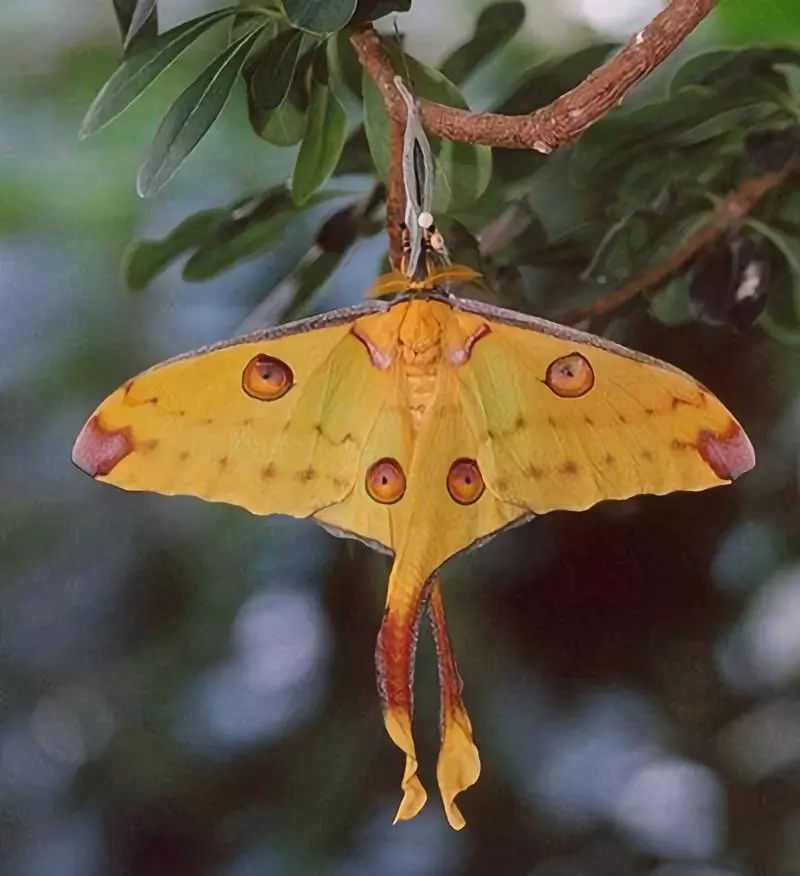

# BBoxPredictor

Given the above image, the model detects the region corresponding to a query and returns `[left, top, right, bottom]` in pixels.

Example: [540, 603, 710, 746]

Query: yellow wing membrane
[73, 303, 391, 519]
[453, 298, 754, 515]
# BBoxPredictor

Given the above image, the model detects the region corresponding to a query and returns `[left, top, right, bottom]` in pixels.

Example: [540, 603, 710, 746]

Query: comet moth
[73, 77, 755, 830]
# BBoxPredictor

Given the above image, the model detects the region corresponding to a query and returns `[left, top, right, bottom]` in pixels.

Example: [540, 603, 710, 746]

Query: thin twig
[350, 0, 716, 152]
[560, 166, 794, 325]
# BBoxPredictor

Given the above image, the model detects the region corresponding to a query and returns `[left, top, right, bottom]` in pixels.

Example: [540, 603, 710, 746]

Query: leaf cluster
[87, 2, 800, 344]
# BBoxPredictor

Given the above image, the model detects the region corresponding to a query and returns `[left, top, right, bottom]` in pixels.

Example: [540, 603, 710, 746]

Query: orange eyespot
[447, 458, 484, 505]
[366, 458, 406, 504]
[545, 353, 594, 398]
[242, 355, 294, 401]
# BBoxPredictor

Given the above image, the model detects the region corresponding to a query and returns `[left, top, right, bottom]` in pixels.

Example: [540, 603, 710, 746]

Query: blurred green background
[3, 1, 800, 874]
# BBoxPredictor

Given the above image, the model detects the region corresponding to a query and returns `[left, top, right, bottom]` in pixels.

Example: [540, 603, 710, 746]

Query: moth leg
[427, 574, 481, 830]
[375, 568, 433, 823]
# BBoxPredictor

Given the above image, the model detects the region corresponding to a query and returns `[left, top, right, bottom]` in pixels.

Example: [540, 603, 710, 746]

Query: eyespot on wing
[447, 458, 485, 505]
[545, 353, 595, 398]
[366, 458, 407, 504]
[242, 354, 294, 401]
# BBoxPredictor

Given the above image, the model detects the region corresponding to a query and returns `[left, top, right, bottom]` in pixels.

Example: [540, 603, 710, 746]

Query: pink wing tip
[72, 415, 133, 478]
[697, 420, 756, 481]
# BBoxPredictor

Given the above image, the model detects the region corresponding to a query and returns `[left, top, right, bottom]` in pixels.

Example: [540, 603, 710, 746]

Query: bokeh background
[4, 1, 800, 874]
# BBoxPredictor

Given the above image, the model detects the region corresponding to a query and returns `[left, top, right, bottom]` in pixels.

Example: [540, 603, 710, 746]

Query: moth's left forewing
[72, 303, 394, 519]
[453, 299, 755, 515]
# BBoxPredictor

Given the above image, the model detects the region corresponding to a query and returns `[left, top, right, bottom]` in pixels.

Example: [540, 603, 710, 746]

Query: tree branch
[386, 111, 406, 269]
[350, 0, 716, 152]
[560, 165, 794, 325]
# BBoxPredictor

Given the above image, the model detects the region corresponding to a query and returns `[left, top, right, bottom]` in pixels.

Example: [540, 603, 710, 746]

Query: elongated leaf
[436, 139, 492, 213]
[112, 0, 138, 36]
[670, 103, 778, 147]
[81, 8, 241, 137]
[230, 11, 275, 44]
[183, 188, 295, 280]
[284, 0, 357, 34]
[246, 26, 312, 143]
[256, 94, 307, 145]
[124, 0, 158, 51]
[327, 29, 363, 101]
[123, 209, 225, 289]
[292, 78, 347, 203]
[362, 71, 390, 180]
[571, 87, 768, 185]
[183, 211, 293, 278]
[649, 275, 694, 326]
[112, 0, 157, 51]
[760, 270, 800, 344]
[747, 218, 800, 332]
[671, 47, 800, 95]
[183, 188, 345, 280]
[247, 29, 305, 112]
[337, 127, 374, 175]
[746, 217, 800, 276]
[137, 27, 263, 198]
[440, 1, 525, 85]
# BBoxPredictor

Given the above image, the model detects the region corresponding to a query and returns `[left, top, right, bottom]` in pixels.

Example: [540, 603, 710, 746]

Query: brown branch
[350, 0, 716, 152]
[387, 112, 405, 269]
[560, 166, 794, 325]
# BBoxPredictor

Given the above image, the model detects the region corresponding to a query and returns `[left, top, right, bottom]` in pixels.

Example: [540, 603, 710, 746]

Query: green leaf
[327, 29, 363, 101]
[746, 217, 800, 276]
[257, 93, 307, 144]
[362, 70, 390, 180]
[671, 47, 800, 94]
[283, 0, 357, 34]
[350, 0, 411, 25]
[440, 1, 525, 85]
[649, 274, 694, 326]
[112, 0, 157, 52]
[81, 9, 242, 138]
[247, 29, 306, 113]
[776, 187, 800, 228]
[571, 86, 775, 186]
[137, 27, 264, 198]
[183, 188, 296, 280]
[123, 0, 158, 52]
[717, 0, 800, 46]
[435, 139, 492, 213]
[230, 10, 276, 43]
[670, 103, 778, 147]
[760, 271, 800, 344]
[246, 28, 313, 144]
[122, 209, 225, 290]
[292, 77, 347, 204]
[747, 219, 800, 324]
[190, 188, 349, 281]
[337, 127, 374, 175]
